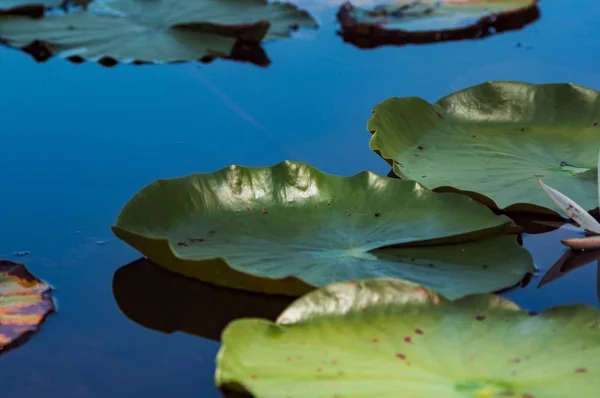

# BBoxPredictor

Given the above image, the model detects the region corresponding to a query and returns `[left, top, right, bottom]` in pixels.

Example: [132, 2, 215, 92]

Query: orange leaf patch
[0, 260, 55, 354]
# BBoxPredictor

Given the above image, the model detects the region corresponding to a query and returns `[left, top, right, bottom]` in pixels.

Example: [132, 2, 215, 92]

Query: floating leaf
[0, 0, 317, 65]
[337, 0, 540, 48]
[0, 0, 61, 17]
[368, 81, 600, 215]
[0, 260, 54, 354]
[216, 278, 600, 397]
[539, 179, 600, 234]
[112, 258, 294, 341]
[112, 161, 533, 300]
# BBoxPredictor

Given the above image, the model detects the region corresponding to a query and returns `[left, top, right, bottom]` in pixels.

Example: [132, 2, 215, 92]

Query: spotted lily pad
[0, 260, 54, 354]
[337, 0, 540, 48]
[112, 161, 533, 299]
[368, 81, 600, 215]
[0, 0, 317, 64]
[216, 278, 600, 397]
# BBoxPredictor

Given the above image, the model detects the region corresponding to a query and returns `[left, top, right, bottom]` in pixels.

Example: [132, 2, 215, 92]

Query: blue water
[1, 0, 600, 396]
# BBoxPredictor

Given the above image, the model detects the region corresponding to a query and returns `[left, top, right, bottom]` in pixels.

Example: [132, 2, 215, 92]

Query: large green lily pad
[216, 278, 600, 397]
[0, 0, 317, 64]
[112, 161, 533, 299]
[0, 260, 55, 354]
[368, 81, 600, 215]
[337, 0, 540, 48]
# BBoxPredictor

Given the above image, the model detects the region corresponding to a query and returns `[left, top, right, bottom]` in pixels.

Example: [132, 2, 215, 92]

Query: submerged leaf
[0, 260, 54, 354]
[112, 161, 533, 300]
[368, 81, 600, 215]
[0, 0, 317, 64]
[216, 278, 600, 397]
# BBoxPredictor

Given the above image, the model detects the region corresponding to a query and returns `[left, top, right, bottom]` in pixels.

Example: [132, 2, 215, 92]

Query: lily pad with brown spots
[112, 161, 534, 300]
[216, 278, 600, 397]
[0, 260, 55, 354]
[368, 81, 600, 216]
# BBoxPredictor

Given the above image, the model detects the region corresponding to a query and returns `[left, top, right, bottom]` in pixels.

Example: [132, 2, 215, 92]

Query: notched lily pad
[112, 258, 294, 341]
[368, 81, 600, 215]
[0, 0, 317, 65]
[216, 278, 600, 397]
[337, 0, 540, 49]
[112, 161, 533, 299]
[0, 260, 55, 354]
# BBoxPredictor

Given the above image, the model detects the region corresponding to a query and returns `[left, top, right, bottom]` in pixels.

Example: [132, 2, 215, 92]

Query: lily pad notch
[216, 278, 600, 398]
[337, 0, 540, 49]
[0, 0, 318, 67]
[367, 81, 600, 216]
[0, 260, 55, 355]
[112, 160, 533, 300]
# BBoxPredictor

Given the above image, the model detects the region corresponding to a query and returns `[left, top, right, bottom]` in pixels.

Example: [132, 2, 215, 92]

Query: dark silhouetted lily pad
[0, 0, 60, 17]
[369, 81, 600, 216]
[337, 0, 540, 49]
[112, 257, 294, 341]
[0, 0, 317, 65]
[216, 278, 600, 397]
[0, 260, 54, 354]
[112, 161, 533, 299]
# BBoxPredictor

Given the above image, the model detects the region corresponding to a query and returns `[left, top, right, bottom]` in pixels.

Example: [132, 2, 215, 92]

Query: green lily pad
[0, 260, 55, 354]
[0, 0, 317, 64]
[216, 278, 600, 397]
[337, 0, 540, 48]
[112, 161, 533, 299]
[368, 81, 600, 215]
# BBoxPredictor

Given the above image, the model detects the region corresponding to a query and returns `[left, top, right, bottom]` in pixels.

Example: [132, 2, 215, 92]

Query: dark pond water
[1, 0, 600, 396]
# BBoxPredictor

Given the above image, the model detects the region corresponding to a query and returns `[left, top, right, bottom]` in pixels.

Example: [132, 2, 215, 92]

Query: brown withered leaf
[0, 260, 55, 354]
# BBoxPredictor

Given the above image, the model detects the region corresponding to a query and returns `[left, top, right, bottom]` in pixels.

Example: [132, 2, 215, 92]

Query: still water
[1, 0, 599, 396]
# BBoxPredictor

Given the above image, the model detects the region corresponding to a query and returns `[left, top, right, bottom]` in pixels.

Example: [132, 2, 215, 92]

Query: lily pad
[112, 161, 533, 299]
[216, 278, 600, 397]
[0, 0, 61, 17]
[368, 81, 600, 215]
[112, 258, 294, 341]
[337, 0, 540, 48]
[0, 0, 317, 65]
[0, 260, 55, 354]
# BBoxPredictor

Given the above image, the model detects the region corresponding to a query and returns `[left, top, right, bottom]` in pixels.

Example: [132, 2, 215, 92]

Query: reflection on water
[112, 258, 294, 342]
[538, 245, 600, 301]
[1, 0, 600, 396]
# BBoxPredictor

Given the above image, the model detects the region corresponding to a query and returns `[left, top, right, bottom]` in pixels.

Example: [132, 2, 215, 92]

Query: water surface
[1, 0, 600, 396]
